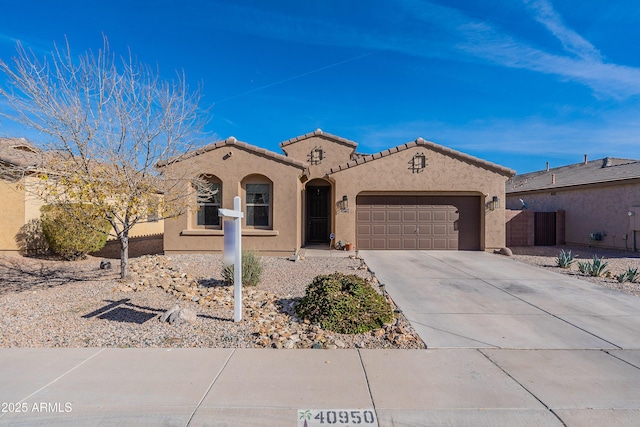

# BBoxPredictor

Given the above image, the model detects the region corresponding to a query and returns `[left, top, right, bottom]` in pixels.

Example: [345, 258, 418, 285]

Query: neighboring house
[0, 137, 44, 254]
[162, 129, 514, 255]
[0, 137, 163, 255]
[506, 156, 640, 251]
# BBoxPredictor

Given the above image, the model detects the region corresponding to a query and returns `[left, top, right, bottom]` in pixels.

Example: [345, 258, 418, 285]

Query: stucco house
[0, 137, 44, 254]
[506, 156, 640, 251]
[0, 137, 163, 255]
[162, 129, 514, 255]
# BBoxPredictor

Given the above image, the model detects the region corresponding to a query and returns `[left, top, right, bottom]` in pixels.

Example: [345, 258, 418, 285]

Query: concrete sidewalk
[2, 347, 640, 426]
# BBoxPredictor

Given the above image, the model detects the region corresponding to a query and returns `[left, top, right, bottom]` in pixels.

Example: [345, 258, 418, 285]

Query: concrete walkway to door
[360, 250, 640, 425]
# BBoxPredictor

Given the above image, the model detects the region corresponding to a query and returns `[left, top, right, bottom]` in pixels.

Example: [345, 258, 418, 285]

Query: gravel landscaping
[0, 253, 425, 349]
[1, 246, 637, 349]
[510, 245, 640, 297]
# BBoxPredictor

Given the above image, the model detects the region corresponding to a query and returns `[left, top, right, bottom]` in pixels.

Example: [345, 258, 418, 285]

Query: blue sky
[1, 0, 639, 173]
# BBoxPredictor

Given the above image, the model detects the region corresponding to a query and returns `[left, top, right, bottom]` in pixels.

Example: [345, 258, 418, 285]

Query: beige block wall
[163, 145, 304, 255]
[127, 220, 164, 238]
[506, 182, 640, 250]
[329, 146, 509, 251]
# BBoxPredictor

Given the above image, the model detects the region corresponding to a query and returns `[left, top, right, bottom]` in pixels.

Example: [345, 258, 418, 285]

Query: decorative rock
[100, 260, 112, 270]
[159, 305, 181, 323]
[311, 341, 323, 349]
[159, 305, 197, 325]
[499, 247, 513, 257]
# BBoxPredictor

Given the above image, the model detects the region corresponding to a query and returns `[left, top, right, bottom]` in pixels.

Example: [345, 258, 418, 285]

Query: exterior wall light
[492, 196, 500, 209]
[628, 211, 635, 216]
[340, 195, 349, 212]
[486, 196, 500, 211]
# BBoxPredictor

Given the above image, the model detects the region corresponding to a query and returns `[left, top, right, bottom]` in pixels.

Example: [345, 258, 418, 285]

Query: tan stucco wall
[0, 178, 26, 253]
[24, 177, 45, 222]
[507, 181, 640, 250]
[329, 146, 510, 251]
[163, 145, 304, 255]
[282, 136, 354, 179]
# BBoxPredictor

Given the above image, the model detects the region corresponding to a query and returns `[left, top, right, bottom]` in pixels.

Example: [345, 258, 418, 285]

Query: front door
[306, 186, 330, 243]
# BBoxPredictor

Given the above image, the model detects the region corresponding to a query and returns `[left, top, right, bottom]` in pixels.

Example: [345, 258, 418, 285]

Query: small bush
[40, 204, 110, 260]
[556, 249, 575, 268]
[295, 273, 394, 334]
[222, 250, 263, 287]
[578, 255, 609, 277]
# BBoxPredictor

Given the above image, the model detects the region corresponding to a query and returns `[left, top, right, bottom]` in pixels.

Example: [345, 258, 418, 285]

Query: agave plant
[624, 267, 638, 283]
[616, 271, 629, 283]
[578, 260, 592, 275]
[556, 249, 575, 268]
[589, 255, 609, 277]
[577, 255, 609, 277]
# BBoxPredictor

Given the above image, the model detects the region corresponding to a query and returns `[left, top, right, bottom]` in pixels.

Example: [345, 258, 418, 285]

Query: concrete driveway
[359, 250, 640, 425]
[360, 250, 640, 349]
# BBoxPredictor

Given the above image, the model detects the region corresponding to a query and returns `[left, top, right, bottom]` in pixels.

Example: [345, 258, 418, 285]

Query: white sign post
[218, 196, 244, 322]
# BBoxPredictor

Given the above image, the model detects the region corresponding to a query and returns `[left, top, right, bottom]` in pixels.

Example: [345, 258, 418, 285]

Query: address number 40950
[298, 409, 377, 426]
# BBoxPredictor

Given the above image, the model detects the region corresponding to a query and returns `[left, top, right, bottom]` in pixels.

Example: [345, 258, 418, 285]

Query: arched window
[243, 175, 272, 228]
[194, 175, 222, 228]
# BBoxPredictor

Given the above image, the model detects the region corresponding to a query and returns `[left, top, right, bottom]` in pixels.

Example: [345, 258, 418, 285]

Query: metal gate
[534, 212, 556, 246]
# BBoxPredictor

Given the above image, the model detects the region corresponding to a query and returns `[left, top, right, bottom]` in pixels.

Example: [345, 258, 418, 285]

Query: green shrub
[578, 255, 608, 277]
[556, 249, 575, 268]
[40, 204, 110, 260]
[222, 250, 263, 287]
[295, 273, 394, 334]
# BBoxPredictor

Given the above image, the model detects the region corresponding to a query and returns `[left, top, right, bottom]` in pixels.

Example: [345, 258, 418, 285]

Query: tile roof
[507, 157, 640, 193]
[279, 128, 358, 149]
[327, 137, 515, 176]
[0, 137, 41, 167]
[157, 137, 308, 169]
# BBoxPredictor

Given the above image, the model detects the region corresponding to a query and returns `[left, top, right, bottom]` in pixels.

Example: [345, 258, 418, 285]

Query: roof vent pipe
[584, 154, 588, 164]
[603, 157, 612, 168]
[551, 174, 556, 184]
[546, 162, 549, 171]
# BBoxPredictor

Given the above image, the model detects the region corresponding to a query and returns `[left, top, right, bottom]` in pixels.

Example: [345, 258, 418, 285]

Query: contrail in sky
[216, 52, 372, 103]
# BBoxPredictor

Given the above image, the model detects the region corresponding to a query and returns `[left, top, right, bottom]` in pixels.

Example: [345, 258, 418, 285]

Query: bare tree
[0, 37, 213, 278]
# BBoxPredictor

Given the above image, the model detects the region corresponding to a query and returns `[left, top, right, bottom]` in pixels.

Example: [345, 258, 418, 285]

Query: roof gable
[280, 128, 358, 153]
[158, 137, 308, 169]
[507, 157, 640, 193]
[327, 137, 515, 177]
[0, 137, 41, 167]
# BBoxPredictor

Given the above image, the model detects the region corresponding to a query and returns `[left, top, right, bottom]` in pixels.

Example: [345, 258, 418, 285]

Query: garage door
[356, 195, 481, 250]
